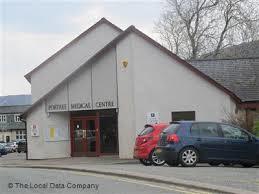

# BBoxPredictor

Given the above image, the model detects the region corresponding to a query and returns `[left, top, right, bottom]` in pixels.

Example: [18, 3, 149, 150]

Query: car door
[219, 124, 257, 162]
[192, 122, 226, 161]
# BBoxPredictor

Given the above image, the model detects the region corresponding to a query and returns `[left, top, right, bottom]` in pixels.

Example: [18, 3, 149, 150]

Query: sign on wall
[31, 124, 39, 137]
[44, 127, 69, 142]
[146, 112, 160, 124]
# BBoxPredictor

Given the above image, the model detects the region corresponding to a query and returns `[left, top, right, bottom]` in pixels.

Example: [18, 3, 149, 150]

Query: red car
[134, 123, 169, 166]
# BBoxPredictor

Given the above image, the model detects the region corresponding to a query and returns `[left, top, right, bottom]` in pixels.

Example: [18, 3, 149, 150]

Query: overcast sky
[0, 0, 164, 96]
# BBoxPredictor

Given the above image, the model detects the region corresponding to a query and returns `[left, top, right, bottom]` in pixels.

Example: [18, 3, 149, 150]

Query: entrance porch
[70, 109, 118, 157]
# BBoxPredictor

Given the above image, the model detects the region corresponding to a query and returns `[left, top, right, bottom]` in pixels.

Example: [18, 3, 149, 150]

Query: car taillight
[166, 134, 179, 143]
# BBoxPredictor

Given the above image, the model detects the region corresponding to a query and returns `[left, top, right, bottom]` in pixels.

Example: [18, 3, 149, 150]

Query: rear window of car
[163, 123, 180, 133]
[139, 126, 154, 136]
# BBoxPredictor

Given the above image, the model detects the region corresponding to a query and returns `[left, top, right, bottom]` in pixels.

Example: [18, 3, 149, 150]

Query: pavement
[1, 153, 259, 194]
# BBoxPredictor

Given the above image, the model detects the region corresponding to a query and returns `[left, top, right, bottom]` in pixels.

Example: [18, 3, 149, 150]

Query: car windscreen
[163, 123, 180, 133]
[139, 126, 154, 136]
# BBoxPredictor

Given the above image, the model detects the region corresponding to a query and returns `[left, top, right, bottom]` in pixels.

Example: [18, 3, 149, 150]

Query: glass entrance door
[71, 117, 99, 157]
[72, 119, 85, 155]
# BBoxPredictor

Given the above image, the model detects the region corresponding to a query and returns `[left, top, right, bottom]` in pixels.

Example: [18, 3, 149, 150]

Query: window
[190, 123, 200, 136]
[220, 124, 249, 141]
[16, 130, 26, 140]
[14, 114, 21, 122]
[0, 115, 7, 123]
[163, 123, 180, 133]
[196, 123, 220, 137]
[172, 111, 195, 121]
[139, 127, 154, 136]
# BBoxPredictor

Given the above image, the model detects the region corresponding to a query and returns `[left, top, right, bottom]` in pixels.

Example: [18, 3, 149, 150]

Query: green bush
[252, 121, 259, 137]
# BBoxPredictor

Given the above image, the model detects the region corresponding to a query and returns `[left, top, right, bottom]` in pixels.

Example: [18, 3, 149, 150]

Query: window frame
[15, 130, 26, 140]
[0, 115, 7, 123]
[14, 114, 21, 122]
[219, 124, 250, 141]
[190, 122, 222, 138]
[171, 111, 195, 122]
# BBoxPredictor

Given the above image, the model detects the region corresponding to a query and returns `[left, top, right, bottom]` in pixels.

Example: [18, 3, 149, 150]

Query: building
[0, 95, 31, 142]
[22, 18, 242, 159]
[189, 41, 259, 128]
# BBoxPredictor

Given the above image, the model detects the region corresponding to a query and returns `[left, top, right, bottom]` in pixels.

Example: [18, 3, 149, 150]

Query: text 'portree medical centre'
[22, 18, 240, 159]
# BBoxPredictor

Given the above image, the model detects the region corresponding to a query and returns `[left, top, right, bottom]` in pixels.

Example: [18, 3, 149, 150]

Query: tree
[155, 0, 259, 59]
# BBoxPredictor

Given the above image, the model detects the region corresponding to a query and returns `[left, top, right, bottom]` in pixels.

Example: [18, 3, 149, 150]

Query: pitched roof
[189, 58, 259, 102]
[24, 17, 123, 82]
[202, 40, 259, 59]
[0, 105, 31, 114]
[22, 24, 241, 118]
[0, 95, 31, 106]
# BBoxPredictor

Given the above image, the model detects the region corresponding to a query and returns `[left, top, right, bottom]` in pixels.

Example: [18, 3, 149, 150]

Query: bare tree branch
[155, 0, 259, 59]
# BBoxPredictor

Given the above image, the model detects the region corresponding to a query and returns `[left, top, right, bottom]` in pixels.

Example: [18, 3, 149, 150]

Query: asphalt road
[0, 167, 215, 194]
[1, 154, 259, 193]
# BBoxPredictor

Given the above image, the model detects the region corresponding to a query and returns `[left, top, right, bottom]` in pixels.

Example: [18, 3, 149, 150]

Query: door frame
[70, 116, 100, 157]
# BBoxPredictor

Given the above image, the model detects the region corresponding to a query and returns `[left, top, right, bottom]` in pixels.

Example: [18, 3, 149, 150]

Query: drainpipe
[245, 109, 249, 130]
[21, 118, 28, 160]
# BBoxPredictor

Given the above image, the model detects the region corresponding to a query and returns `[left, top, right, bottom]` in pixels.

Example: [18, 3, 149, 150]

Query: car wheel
[139, 159, 152, 166]
[166, 161, 179, 167]
[18, 151, 21, 153]
[241, 163, 254, 168]
[209, 161, 221, 166]
[179, 147, 199, 167]
[149, 149, 165, 166]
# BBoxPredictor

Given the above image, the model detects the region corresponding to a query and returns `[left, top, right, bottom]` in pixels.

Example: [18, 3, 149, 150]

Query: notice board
[44, 126, 69, 142]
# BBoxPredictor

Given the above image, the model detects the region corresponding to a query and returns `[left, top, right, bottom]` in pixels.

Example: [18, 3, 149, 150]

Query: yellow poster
[50, 127, 55, 139]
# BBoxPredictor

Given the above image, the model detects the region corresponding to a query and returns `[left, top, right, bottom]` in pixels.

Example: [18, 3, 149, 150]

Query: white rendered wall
[27, 47, 118, 159]
[45, 48, 117, 112]
[115, 32, 236, 159]
[26, 102, 70, 159]
[130, 33, 236, 136]
[31, 23, 121, 103]
[92, 48, 118, 109]
[68, 65, 92, 111]
[116, 34, 137, 159]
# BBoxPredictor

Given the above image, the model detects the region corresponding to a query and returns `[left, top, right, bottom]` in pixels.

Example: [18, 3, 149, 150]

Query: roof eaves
[24, 17, 123, 83]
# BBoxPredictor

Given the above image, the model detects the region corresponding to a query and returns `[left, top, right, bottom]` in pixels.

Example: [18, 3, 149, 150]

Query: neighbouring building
[189, 41, 259, 129]
[22, 18, 246, 159]
[0, 95, 31, 142]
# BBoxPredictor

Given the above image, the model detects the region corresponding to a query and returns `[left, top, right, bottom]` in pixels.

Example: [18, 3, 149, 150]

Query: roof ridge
[189, 57, 259, 61]
[0, 94, 31, 97]
[24, 17, 123, 82]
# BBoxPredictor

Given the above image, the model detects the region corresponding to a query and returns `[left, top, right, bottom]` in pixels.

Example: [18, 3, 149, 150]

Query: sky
[0, 0, 164, 96]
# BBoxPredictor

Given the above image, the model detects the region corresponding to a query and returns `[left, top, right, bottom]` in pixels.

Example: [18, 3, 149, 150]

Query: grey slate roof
[0, 105, 31, 114]
[0, 95, 31, 106]
[189, 58, 259, 102]
[202, 40, 259, 59]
